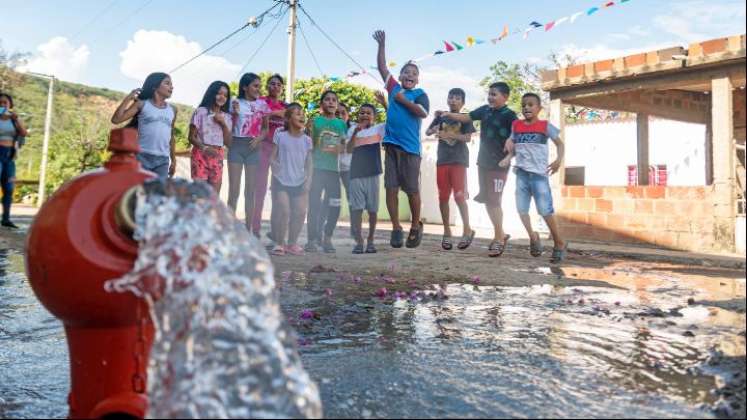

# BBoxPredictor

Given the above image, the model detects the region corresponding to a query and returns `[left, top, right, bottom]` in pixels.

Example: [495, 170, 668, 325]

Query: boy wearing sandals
[347, 104, 386, 254]
[373, 30, 430, 249]
[438, 82, 516, 257]
[501, 93, 568, 263]
[426, 88, 476, 251]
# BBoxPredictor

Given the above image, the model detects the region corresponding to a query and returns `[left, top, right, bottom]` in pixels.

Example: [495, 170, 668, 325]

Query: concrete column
[711, 76, 735, 250]
[549, 99, 566, 187]
[636, 113, 650, 186]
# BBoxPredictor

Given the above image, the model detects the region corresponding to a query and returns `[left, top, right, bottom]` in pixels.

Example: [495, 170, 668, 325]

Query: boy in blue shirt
[373, 30, 430, 249]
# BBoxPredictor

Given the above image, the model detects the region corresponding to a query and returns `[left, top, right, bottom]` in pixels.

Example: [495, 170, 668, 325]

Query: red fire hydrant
[25, 128, 156, 419]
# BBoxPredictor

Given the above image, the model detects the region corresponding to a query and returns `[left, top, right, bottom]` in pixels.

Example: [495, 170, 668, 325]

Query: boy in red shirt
[501, 93, 568, 263]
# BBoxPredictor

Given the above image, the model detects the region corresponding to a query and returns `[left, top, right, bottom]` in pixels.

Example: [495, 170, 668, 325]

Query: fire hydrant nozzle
[116, 186, 141, 238]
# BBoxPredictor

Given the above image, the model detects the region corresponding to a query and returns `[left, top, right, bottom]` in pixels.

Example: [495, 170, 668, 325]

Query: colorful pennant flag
[340, 0, 636, 85]
[554, 17, 569, 27]
[499, 25, 509, 40]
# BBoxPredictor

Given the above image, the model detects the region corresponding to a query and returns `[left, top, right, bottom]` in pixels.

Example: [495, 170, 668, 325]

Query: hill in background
[1, 68, 193, 200]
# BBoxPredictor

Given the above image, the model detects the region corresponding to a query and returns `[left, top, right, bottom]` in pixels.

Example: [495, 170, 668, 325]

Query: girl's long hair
[237, 73, 261, 100]
[198, 81, 231, 113]
[283, 102, 303, 131]
[127, 72, 170, 128]
[0, 92, 14, 109]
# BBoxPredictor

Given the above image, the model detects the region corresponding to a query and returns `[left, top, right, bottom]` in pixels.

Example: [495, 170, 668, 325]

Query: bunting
[334, 0, 635, 83]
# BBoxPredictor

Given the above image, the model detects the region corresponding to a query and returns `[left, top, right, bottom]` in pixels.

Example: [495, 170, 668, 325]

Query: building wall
[565, 118, 707, 186]
[557, 185, 724, 252]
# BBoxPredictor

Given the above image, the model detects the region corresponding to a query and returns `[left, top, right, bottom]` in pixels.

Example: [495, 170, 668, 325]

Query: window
[627, 165, 668, 186]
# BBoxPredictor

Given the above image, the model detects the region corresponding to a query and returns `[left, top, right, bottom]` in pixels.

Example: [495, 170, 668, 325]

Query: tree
[0, 40, 29, 91]
[481, 52, 580, 119]
[480, 61, 543, 112]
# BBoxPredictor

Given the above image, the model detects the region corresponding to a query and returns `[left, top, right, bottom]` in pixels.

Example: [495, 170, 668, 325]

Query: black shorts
[271, 177, 306, 197]
[384, 144, 421, 194]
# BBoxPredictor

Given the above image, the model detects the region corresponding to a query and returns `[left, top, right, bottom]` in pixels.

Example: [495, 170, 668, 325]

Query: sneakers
[322, 239, 336, 254]
[271, 245, 286, 256]
[1, 220, 18, 229]
[304, 241, 320, 253]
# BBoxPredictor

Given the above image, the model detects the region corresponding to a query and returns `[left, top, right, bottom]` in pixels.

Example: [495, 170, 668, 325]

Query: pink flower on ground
[376, 288, 388, 298]
[471, 276, 481, 285]
[325, 289, 333, 297]
[300, 309, 315, 320]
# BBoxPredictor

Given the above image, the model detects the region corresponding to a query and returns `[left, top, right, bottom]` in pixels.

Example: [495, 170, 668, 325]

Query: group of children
[111, 30, 568, 263]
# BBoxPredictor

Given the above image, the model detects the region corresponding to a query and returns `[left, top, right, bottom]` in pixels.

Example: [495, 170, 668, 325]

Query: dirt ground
[6, 213, 746, 417]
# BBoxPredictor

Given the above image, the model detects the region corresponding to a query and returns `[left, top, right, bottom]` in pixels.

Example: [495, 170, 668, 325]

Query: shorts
[515, 167, 555, 216]
[384, 144, 421, 194]
[437, 164, 468, 203]
[477, 166, 509, 207]
[272, 176, 306, 198]
[191, 147, 224, 188]
[227, 137, 260, 165]
[137, 152, 170, 178]
[349, 175, 380, 213]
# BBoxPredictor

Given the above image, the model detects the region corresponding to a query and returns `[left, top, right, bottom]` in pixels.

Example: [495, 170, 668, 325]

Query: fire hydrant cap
[108, 128, 139, 154]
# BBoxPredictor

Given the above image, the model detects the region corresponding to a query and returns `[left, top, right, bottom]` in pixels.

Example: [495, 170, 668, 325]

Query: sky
[3, 0, 746, 111]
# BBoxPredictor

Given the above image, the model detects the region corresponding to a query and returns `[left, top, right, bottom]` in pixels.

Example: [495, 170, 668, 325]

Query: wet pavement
[2, 217, 746, 418]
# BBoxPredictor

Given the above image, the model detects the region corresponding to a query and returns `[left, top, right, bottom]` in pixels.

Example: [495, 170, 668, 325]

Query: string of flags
[321, 0, 633, 84]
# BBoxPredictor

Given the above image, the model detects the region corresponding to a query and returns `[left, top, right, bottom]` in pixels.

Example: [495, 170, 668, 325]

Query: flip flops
[488, 234, 511, 258]
[442, 235, 454, 251]
[530, 232, 543, 257]
[550, 242, 569, 264]
[391, 228, 404, 248]
[406, 222, 424, 249]
[353, 244, 365, 254]
[366, 242, 378, 254]
[457, 230, 476, 250]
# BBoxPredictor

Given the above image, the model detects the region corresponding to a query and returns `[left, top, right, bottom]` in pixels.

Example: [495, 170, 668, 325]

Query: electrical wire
[298, 17, 325, 77]
[170, 0, 287, 74]
[70, 0, 120, 41]
[297, 4, 380, 83]
[235, 5, 289, 78]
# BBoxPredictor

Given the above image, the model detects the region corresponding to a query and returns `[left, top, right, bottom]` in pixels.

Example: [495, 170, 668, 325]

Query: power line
[298, 17, 324, 77]
[297, 3, 379, 83]
[235, 6, 289, 78]
[110, 0, 156, 29]
[70, 0, 120, 41]
[170, 0, 287, 74]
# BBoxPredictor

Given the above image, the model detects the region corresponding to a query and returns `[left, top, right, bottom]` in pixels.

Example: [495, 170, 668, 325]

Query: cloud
[653, 1, 746, 42]
[119, 30, 241, 105]
[19, 37, 90, 83]
[554, 42, 677, 64]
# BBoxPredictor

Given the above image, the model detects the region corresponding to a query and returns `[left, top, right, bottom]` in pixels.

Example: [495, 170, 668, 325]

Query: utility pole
[285, 0, 298, 101]
[27, 72, 54, 207]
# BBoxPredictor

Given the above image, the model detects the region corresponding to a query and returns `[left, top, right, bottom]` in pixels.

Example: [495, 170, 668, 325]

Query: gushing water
[105, 180, 322, 419]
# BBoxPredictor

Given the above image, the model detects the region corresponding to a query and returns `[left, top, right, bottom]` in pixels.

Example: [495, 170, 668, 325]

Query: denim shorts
[227, 137, 260, 165]
[515, 167, 555, 216]
[137, 152, 170, 178]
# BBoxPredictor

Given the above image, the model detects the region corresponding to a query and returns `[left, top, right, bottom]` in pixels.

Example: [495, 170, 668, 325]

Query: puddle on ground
[0, 249, 68, 419]
[2, 244, 745, 418]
